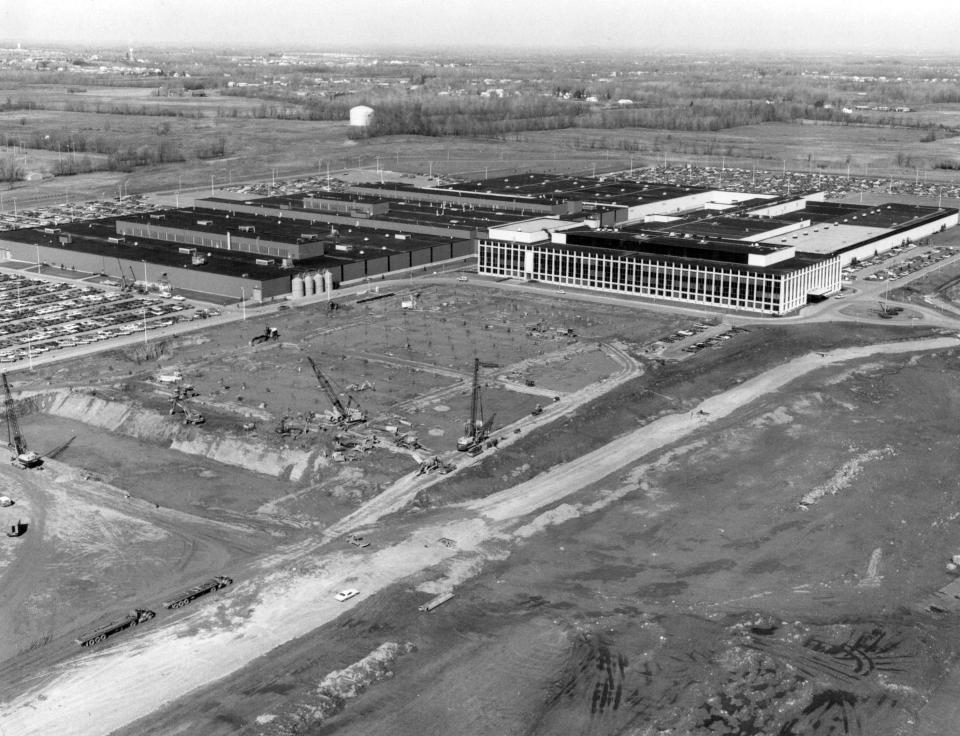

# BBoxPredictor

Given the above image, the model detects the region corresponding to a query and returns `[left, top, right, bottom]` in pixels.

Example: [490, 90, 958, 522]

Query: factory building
[479, 220, 840, 316]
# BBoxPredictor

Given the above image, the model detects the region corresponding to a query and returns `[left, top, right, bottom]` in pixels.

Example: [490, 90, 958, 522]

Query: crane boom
[457, 358, 498, 451]
[307, 356, 348, 420]
[2, 373, 26, 456]
[2, 373, 41, 467]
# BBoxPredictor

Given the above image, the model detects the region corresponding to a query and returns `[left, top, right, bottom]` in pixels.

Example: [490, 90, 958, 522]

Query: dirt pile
[256, 641, 416, 734]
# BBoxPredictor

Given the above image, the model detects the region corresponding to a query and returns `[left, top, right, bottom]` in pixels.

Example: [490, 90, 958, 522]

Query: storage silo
[291, 274, 305, 299]
[349, 105, 374, 127]
[303, 272, 316, 296]
[312, 272, 325, 295]
[323, 270, 334, 294]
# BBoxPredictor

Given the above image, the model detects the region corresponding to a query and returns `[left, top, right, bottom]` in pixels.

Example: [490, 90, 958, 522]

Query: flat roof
[347, 182, 568, 207]
[564, 230, 801, 263]
[214, 193, 525, 231]
[761, 223, 891, 254]
[0, 222, 286, 280]
[446, 173, 710, 205]
[123, 207, 453, 251]
[636, 215, 801, 240]
[545, 234, 828, 275]
[494, 218, 581, 233]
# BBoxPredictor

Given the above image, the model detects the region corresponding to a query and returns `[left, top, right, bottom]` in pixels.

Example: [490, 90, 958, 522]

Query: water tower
[349, 105, 374, 127]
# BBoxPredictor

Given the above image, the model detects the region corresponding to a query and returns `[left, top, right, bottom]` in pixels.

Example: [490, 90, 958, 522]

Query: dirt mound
[256, 641, 416, 735]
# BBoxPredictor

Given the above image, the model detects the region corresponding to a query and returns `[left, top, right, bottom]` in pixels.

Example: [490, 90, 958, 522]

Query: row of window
[478, 241, 839, 314]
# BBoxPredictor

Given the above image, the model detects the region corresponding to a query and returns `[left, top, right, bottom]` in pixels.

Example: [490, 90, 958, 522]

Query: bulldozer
[417, 456, 455, 476]
[250, 326, 280, 346]
[275, 416, 307, 438]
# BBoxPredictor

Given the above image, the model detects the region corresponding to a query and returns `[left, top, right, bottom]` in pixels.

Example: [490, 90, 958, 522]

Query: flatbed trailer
[75, 608, 155, 647]
[163, 576, 233, 609]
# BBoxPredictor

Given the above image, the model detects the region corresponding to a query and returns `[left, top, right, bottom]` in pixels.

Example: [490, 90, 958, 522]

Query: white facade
[478, 239, 841, 315]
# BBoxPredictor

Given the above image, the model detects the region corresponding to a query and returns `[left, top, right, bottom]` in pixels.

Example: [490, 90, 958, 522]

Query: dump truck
[162, 576, 233, 609]
[75, 608, 155, 647]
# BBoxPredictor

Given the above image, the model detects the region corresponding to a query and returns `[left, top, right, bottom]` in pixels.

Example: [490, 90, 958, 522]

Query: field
[5, 82, 960, 215]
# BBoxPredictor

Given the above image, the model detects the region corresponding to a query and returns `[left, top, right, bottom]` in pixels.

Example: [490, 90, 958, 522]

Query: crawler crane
[456, 358, 498, 453]
[2, 373, 42, 468]
[307, 356, 365, 426]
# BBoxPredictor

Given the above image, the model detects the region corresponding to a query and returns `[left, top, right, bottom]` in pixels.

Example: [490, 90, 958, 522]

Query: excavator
[2, 373, 42, 469]
[456, 358, 498, 453]
[250, 326, 280, 346]
[307, 356, 365, 427]
[168, 384, 204, 425]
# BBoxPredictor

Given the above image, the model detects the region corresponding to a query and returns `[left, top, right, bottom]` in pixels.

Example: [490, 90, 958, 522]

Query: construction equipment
[2, 373, 42, 469]
[75, 608, 155, 647]
[167, 383, 204, 424]
[878, 302, 904, 319]
[129, 266, 140, 292]
[6, 519, 26, 537]
[117, 258, 133, 292]
[162, 576, 232, 609]
[170, 397, 204, 425]
[394, 430, 420, 449]
[275, 415, 306, 438]
[456, 358, 498, 452]
[418, 455, 455, 475]
[250, 326, 280, 346]
[307, 356, 365, 426]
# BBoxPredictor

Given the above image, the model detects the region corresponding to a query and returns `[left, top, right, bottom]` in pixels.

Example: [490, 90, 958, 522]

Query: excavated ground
[8, 273, 960, 736]
[86, 322, 960, 736]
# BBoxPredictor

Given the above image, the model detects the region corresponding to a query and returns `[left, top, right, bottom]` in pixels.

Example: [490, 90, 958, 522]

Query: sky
[3, 0, 960, 53]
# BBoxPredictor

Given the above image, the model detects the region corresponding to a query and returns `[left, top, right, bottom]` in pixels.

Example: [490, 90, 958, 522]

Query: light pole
[241, 287, 246, 320]
[142, 259, 147, 286]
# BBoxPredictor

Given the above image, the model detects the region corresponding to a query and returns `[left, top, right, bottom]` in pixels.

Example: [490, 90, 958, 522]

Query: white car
[335, 588, 359, 602]
[0, 496, 13, 507]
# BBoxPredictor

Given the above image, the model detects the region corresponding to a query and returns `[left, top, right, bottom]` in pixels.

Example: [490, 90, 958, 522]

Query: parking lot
[0, 273, 204, 365]
[0, 194, 159, 232]
[842, 244, 959, 286]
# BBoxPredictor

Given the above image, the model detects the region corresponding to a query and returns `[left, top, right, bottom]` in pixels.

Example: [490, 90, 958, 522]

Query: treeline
[0, 156, 25, 182]
[0, 96, 205, 118]
[0, 127, 227, 174]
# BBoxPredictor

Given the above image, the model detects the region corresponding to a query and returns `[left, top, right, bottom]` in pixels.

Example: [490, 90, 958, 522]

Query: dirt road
[2, 335, 956, 735]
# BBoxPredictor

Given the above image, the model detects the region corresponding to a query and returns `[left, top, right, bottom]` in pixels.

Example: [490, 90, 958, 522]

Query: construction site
[8, 180, 960, 736]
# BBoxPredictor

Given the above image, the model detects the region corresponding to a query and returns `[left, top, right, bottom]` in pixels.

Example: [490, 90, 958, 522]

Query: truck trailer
[162, 576, 233, 609]
[75, 608, 155, 647]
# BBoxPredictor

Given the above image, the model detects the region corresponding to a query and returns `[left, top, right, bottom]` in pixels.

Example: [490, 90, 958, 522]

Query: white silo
[303, 272, 316, 296]
[323, 270, 334, 294]
[312, 272, 325, 295]
[291, 274, 305, 299]
[349, 105, 374, 127]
